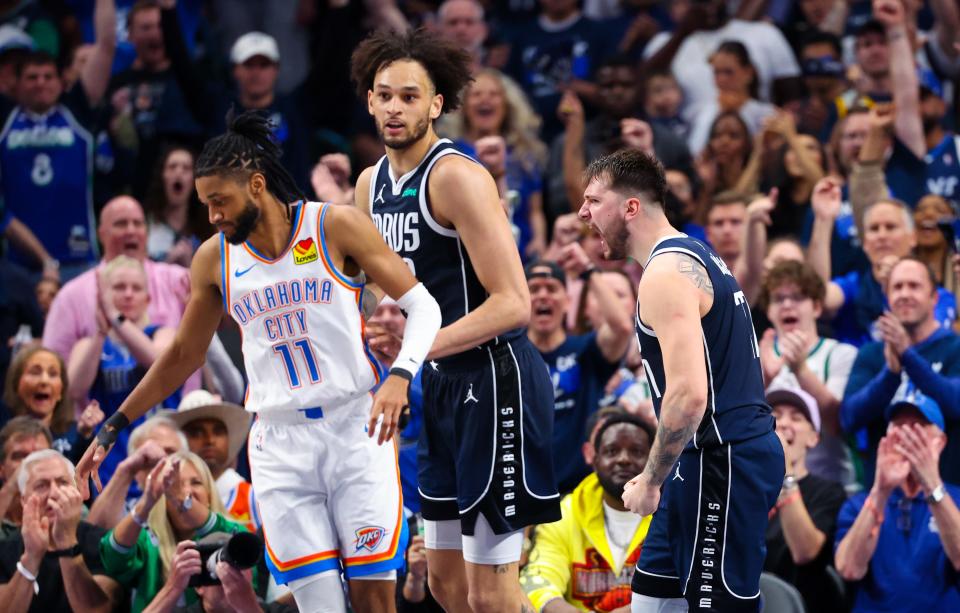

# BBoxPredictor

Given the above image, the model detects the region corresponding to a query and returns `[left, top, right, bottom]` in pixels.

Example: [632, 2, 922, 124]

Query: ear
[367, 89, 375, 116]
[582, 441, 594, 466]
[623, 197, 642, 222]
[806, 431, 820, 451]
[812, 299, 823, 319]
[248, 172, 266, 197]
[430, 93, 444, 121]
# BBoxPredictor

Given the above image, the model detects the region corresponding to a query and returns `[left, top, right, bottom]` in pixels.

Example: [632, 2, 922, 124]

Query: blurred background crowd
[0, 0, 959, 611]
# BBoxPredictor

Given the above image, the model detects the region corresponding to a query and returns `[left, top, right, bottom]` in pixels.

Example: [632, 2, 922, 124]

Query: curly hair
[760, 260, 826, 312]
[350, 28, 474, 114]
[437, 69, 547, 172]
[195, 110, 306, 206]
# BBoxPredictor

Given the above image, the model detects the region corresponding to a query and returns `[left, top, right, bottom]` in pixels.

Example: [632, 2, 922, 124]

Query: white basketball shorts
[248, 393, 407, 584]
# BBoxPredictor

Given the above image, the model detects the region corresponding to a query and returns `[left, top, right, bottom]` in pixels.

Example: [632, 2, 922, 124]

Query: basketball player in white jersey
[75, 112, 442, 613]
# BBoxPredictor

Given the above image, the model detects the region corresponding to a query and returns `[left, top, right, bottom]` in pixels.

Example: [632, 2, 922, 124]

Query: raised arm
[559, 91, 587, 212]
[75, 238, 224, 497]
[874, 0, 925, 157]
[79, 0, 117, 107]
[428, 155, 531, 358]
[735, 191, 774, 305]
[623, 254, 709, 515]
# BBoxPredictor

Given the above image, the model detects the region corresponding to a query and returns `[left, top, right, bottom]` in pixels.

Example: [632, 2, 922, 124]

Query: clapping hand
[77, 400, 105, 439]
[811, 177, 842, 220]
[893, 423, 943, 494]
[875, 432, 910, 494]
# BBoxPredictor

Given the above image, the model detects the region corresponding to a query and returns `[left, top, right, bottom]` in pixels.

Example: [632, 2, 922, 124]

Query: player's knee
[426, 569, 459, 607]
[466, 588, 511, 613]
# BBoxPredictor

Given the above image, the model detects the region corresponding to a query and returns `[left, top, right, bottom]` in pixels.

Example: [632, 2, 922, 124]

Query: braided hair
[195, 110, 307, 206]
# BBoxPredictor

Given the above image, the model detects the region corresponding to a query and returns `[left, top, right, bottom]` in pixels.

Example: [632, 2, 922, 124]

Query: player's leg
[248, 416, 344, 612]
[288, 571, 348, 613]
[461, 513, 527, 613]
[328, 398, 406, 613]
[348, 572, 397, 612]
[419, 364, 471, 610]
[677, 434, 783, 612]
[424, 520, 471, 613]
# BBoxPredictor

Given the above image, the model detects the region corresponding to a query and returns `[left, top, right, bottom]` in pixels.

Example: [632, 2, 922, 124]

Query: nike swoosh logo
[234, 264, 257, 278]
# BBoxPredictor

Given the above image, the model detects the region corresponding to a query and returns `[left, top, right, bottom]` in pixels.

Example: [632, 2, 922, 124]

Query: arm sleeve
[204, 332, 246, 405]
[840, 345, 900, 433]
[391, 283, 442, 379]
[99, 527, 149, 587]
[520, 521, 573, 611]
[901, 348, 960, 420]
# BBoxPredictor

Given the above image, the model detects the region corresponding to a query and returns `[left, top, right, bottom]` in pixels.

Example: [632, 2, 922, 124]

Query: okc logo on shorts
[354, 526, 386, 552]
[293, 238, 318, 265]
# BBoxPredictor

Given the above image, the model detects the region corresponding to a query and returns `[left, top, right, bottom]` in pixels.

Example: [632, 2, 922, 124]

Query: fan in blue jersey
[0, 0, 116, 281]
[352, 28, 561, 613]
[75, 111, 442, 613]
[579, 149, 782, 612]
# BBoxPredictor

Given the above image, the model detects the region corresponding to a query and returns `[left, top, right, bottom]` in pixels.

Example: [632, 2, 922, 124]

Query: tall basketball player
[351, 30, 560, 613]
[75, 112, 442, 613]
[578, 149, 784, 613]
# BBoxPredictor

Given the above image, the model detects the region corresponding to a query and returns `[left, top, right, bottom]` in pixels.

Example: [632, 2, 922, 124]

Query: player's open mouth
[385, 121, 404, 132]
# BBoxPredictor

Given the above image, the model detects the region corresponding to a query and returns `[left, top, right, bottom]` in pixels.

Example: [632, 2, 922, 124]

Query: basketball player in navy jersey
[578, 149, 784, 613]
[351, 30, 560, 613]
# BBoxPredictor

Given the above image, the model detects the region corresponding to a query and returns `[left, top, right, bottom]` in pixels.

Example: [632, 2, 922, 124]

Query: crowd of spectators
[0, 0, 958, 611]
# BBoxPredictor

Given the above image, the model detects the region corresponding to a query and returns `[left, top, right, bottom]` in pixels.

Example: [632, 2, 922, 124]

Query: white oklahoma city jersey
[220, 201, 380, 415]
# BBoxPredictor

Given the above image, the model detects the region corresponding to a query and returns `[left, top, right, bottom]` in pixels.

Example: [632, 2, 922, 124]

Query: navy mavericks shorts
[632, 431, 784, 612]
[418, 336, 561, 535]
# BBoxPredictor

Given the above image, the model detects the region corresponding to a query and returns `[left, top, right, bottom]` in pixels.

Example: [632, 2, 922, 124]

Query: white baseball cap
[230, 31, 279, 64]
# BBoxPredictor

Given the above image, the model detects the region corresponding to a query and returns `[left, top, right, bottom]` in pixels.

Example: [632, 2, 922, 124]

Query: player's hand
[75, 438, 112, 499]
[622, 473, 660, 516]
[369, 374, 410, 445]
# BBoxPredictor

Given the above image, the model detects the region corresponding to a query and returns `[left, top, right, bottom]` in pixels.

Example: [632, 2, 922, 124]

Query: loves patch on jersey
[293, 238, 318, 265]
[354, 526, 387, 552]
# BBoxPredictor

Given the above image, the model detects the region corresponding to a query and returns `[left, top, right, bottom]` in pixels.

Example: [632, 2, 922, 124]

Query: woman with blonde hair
[439, 68, 548, 259]
[100, 450, 257, 612]
[68, 255, 180, 484]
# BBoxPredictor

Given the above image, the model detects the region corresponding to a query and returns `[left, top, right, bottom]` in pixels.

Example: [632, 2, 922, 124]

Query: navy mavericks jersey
[636, 235, 773, 448]
[369, 139, 523, 343]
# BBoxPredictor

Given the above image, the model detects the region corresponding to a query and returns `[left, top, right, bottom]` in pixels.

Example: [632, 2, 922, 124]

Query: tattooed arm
[623, 252, 711, 515]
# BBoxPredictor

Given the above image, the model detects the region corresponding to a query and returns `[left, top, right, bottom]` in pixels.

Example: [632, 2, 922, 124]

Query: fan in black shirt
[765, 387, 849, 612]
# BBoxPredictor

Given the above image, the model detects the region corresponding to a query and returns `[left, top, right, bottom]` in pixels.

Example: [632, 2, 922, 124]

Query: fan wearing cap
[221, 32, 311, 191]
[525, 253, 633, 494]
[764, 386, 847, 612]
[835, 396, 960, 611]
[842, 257, 960, 484]
[169, 390, 258, 533]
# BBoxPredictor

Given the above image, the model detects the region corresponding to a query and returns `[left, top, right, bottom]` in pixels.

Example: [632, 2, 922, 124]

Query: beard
[380, 116, 430, 150]
[602, 216, 630, 260]
[223, 200, 261, 245]
[596, 469, 630, 502]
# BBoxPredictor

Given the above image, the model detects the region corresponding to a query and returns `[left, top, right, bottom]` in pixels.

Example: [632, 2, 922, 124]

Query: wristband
[578, 266, 596, 282]
[131, 506, 149, 528]
[16, 561, 39, 594]
[96, 412, 130, 448]
[51, 543, 82, 558]
[388, 367, 414, 382]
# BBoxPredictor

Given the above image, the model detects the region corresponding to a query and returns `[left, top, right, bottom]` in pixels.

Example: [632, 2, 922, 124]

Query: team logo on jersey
[354, 526, 386, 552]
[293, 238, 318, 265]
[401, 187, 417, 198]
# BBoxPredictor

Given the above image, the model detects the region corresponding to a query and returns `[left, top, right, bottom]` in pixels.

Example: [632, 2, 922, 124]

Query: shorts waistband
[254, 393, 372, 425]
[434, 337, 529, 374]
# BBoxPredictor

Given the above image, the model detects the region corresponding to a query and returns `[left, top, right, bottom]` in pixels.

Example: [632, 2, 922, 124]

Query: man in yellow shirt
[522, 414, 655, 612]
